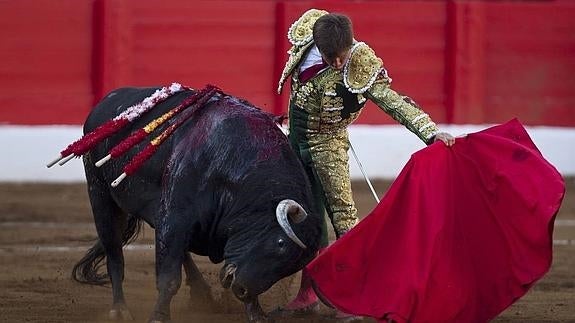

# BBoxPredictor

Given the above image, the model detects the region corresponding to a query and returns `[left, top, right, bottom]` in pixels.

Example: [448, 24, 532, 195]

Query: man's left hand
[434, 132, 455, 146]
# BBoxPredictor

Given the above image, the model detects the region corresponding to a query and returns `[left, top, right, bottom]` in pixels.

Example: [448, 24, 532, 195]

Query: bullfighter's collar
[277, 9, 383, 95]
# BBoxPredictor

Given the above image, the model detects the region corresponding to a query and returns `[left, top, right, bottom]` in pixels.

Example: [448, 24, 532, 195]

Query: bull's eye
[277, 238, 286, 248]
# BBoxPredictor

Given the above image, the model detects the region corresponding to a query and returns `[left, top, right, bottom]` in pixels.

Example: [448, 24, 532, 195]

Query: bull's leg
[85, 165, 133, 320]
[183, 253, 219, 311]
[148, 222, 186, 323]
[244, 297, 270, 323]
[104, 213, 133, 321]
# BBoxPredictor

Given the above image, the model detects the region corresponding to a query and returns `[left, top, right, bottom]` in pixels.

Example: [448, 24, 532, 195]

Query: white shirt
[298, 45, 324, 74]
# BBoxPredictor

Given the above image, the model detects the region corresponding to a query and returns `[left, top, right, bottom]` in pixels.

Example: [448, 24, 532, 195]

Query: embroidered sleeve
[365, 71, 439, 144]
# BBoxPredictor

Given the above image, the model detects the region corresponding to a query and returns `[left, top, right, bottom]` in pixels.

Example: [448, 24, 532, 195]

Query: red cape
[306, 119, 565, 323]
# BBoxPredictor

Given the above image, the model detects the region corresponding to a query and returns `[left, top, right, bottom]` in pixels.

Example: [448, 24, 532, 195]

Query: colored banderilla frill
[95, 85, 216, 168]
[46, 83, 185, 168]
[110, 85, 220, 187]
[46, 83, 221, 187]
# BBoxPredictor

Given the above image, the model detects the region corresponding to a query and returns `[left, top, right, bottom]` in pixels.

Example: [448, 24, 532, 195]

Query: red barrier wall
[93, 0, 277, 112]
[0, 0, 573, 126]
[0, 0, 94, 124]
[448, 1, 575, 125]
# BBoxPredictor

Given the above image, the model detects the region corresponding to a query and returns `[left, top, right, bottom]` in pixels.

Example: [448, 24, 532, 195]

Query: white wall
[347, 124, 575, 180]
[2, 124, 573, 182]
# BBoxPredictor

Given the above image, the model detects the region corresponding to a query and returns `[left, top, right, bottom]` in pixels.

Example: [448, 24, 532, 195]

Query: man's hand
[434, 132, 455, 146]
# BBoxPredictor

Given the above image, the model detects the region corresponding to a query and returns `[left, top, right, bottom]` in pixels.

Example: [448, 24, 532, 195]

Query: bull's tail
[72, 216, 143, 285]
[72, 239, 107, 285]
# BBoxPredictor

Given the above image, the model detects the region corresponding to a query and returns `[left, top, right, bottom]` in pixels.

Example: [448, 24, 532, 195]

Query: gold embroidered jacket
[278, 9, 439, 144]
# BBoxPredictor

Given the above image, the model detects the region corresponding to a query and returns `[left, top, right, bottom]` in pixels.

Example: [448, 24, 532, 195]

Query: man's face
[323, 48, 352, 70]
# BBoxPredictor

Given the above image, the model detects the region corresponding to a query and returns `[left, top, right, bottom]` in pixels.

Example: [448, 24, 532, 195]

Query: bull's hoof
[108, 305, 134, 321]
[334, 311, 364, 322]
[246, 310, 272, 323]
[269, 301, 320, 318]
[147, 310, 171, 323]
[334, 316, 364, 323]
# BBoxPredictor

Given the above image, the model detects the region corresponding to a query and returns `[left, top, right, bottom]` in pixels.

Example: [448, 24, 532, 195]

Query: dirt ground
[0, 178, 574, 323]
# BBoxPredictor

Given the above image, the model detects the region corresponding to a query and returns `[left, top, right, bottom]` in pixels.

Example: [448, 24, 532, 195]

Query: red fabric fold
[306, 119, 565, 323]
[299, 61, 328, 83]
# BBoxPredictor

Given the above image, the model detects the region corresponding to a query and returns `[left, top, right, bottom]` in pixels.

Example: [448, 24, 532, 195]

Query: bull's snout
[219, 263, 237, 289]
[232, 283, 249, 300]
[220, 263, 255, 301]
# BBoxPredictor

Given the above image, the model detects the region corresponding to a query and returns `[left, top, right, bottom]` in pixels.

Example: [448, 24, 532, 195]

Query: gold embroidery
[318, 70, 358, 132]
[307, 130, 358, 236]
[287, 9, 328, 46]
[321, 94, 344, 126]
[366, 81, 439, 141]
[344, 42, 383, 93]
[294, 81, 318, 112]
[291, 67, 368, 134]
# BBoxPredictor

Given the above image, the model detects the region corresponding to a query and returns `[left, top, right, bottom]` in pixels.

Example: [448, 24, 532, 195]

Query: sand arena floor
[1, 179, 574, 322]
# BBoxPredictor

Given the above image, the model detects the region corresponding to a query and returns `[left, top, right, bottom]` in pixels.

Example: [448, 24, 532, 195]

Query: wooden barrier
[0, 0, 573, 126]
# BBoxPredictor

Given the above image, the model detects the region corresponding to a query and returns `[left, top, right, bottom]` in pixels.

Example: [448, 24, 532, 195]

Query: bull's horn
[276, 199, 308, 249]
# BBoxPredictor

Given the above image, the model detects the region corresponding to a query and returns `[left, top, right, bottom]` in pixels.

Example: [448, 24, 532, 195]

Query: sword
[349, 141, 380, 203]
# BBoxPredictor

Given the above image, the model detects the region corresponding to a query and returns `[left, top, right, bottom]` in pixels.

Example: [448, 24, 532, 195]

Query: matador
[278, 9, 442, 244]
[274, 9, 454, 318]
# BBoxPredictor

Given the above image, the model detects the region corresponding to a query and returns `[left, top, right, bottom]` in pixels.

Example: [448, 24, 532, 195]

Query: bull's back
[169, 96, 289, 179]
[85, 87, 157, 134]
[82, 87, 290, 220]
[84, 86, 199, 161]
[83, 87, 195, 219]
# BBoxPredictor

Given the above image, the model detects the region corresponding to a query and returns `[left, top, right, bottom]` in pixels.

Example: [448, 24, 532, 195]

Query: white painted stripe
[347, 124, 575, 179]
[1, 124, 574, 181]
[2, 220, 574, 229]
[555, 219, 575, 226]
[0, 222, 93, 228]
[2, 241, 574, 254]
[552, 240, 575, 246]
[0, 244, 155, 253]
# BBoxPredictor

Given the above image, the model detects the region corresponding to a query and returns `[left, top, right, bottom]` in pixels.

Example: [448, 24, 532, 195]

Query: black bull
[73, 87, 322, 322]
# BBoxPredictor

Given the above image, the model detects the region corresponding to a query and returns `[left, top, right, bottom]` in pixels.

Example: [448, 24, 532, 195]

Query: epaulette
[343, 42, 383, 94]
[287, 9, 328, 46]
[277, 9, 328, 94]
